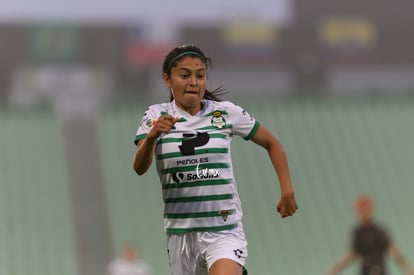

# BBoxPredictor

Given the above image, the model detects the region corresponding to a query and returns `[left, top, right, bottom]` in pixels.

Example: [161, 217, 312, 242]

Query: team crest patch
[211, 111, 226, 128]
[145, 118, 157, 127]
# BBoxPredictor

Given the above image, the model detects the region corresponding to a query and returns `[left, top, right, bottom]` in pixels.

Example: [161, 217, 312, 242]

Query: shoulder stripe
[244, 121, 260, 140]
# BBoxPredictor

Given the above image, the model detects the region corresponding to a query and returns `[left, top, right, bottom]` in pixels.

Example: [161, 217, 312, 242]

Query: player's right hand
[147, 114, 178, 140]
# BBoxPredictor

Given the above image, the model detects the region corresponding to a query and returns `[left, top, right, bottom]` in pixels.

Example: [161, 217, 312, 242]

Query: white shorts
[166, 223, 248, 275]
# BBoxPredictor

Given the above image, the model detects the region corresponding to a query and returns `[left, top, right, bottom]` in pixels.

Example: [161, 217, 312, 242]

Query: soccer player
[133, 44, 298, 275]
[328, 195, 414, 275]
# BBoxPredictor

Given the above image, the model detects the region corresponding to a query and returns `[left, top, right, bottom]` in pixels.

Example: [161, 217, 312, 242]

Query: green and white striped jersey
[135, 99, 260, 234]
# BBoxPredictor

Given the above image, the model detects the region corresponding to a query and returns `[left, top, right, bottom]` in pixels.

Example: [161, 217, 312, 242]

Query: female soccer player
[133, 44, 298, 275]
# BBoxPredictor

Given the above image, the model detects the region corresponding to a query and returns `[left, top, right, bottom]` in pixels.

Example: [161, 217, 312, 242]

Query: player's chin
[182, 97, 201, 107]
[183, 94, 201, 103]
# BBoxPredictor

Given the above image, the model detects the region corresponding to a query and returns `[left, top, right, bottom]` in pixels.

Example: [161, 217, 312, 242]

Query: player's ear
[163, 73, 171, 88]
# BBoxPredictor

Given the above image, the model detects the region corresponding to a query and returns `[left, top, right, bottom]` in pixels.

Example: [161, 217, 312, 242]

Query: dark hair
[162, 44, 226, 102]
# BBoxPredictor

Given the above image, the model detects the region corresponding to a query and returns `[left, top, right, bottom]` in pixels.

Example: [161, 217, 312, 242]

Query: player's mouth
[184, 91, 199, 95]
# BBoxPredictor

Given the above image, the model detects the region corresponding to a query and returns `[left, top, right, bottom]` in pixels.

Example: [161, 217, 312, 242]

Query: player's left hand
[277, 192, 298, 218]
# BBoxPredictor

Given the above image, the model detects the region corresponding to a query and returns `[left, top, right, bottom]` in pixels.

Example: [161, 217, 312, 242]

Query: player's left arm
[388, 243, 414, 275]
[251, 125, 298, 218]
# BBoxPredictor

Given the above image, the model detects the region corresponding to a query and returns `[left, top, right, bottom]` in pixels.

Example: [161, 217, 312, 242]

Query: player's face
[355, 203, 373, 222]
[164, 56, 207, 115]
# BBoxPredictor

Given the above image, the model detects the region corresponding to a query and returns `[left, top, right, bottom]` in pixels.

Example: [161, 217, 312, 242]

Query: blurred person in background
[133, 44, 298, 275]
[328, 194, 414, 275]
[107, 242, 153, 275]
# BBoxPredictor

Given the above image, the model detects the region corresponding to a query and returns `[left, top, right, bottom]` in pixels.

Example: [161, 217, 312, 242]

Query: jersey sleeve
[134, 106, 159, 145]
[227, 102, 260, 140]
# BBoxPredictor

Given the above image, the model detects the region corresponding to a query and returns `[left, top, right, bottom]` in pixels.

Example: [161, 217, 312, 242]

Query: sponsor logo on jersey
[172, 172, 185, 183]
[211, 111, 226, 128]
[171, 169, 220, 183]
[176, 157, 208, 166]
[186, 171, 220, 181]
[179, 132, 210, 155]
[171, 161, 220, 183]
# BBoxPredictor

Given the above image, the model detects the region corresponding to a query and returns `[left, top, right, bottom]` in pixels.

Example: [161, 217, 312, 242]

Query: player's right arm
[133, 114, 178, 175]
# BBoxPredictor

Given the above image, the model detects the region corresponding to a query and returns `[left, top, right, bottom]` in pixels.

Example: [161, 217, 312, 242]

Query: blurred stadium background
[1, 0, 414, 274]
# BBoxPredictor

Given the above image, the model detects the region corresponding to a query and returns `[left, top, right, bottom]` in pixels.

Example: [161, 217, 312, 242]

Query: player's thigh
[201, 228, 247, 274]
[209, 258, 243, 275]
[167, 233, 197, 275]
